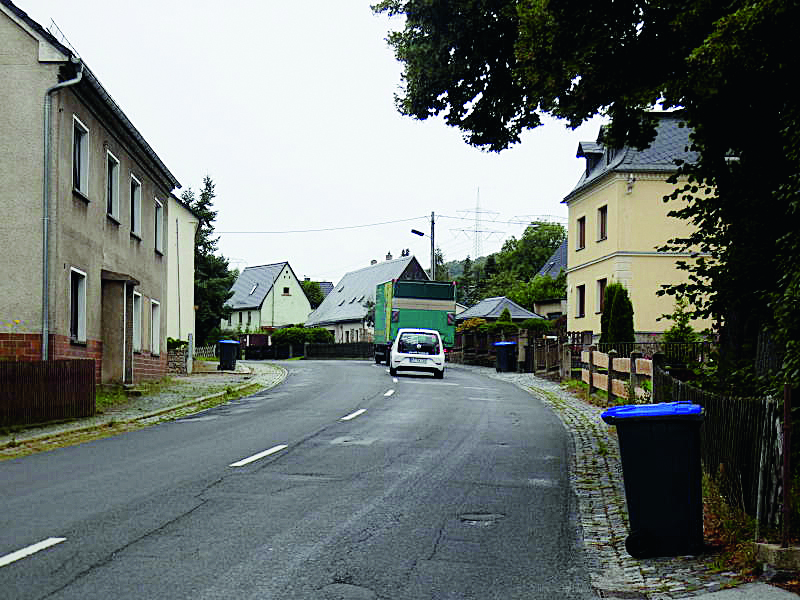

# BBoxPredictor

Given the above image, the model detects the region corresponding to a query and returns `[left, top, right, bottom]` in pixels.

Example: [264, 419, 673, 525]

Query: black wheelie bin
[601, 401, 705, 558]
[218, 340, 240, 371]
[493, 341, 517, 372]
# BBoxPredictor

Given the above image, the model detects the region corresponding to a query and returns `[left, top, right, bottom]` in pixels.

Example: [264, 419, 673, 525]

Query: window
[154, 198, 164, 253]
[598, 205, 607, 241]
[69, 268, 87, 342]
[238, 312, 243, 326]
[106, 151, 120, 219]
[72, 117, 89, 195]
[247, 311, 252, 326]
[576, 284, 586, 318]
[577, 216, 586, 250]
[151, 299, 161, 355]
[249, 284, 258, 295]
[133, 292, 142, 351]
[283, 287, 290, 295]
[130, 175, 142, 236]
[597, 278, 607, 314]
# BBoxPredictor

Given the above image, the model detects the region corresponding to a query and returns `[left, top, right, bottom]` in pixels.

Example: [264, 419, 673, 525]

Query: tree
[599, 284, 621, 345]
[505, 271, 566, 313]
[433, 247, 451, 282]
[600, 283, 635, 348]
[494, 222, 565, 282]
[183, 176, 236, 346]
[374, 0, 800, 392]
[301, 280, 325, 309]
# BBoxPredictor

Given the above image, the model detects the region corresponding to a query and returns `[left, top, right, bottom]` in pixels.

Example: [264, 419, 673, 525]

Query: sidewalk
[448, 364, 799, 600]
[0, 361, 286, 456]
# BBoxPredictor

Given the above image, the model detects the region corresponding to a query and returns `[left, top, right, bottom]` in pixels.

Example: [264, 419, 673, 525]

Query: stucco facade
[166, 195, 198, 342]
[564, 115, 711, 339]
[222, 262, 312, 332]
[0, 2, 179, 383]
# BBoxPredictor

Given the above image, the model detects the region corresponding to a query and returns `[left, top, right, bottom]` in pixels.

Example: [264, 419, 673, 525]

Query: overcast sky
[23, 0, 605, 285]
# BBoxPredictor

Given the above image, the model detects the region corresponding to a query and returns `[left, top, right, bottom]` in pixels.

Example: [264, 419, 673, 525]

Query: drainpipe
[42, 58, 83, 360]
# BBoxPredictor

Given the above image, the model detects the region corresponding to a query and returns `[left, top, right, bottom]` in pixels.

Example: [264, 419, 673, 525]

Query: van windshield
[398, 333, 440, 355]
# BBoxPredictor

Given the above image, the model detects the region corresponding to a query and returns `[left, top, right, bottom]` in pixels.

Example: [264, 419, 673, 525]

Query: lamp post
[411, 212, 435, 280]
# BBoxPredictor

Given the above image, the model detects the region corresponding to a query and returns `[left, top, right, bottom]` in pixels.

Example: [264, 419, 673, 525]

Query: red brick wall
[134, 351, 167, 382]
[1, 333, 103, 384]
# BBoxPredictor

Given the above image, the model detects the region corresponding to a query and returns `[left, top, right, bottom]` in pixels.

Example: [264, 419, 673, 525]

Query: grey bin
[493, 341, 517, 372]
[218, 340, 240, 371]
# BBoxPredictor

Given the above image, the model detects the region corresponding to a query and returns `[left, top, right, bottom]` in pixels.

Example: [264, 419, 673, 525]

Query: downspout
[42, 58, 83, 360]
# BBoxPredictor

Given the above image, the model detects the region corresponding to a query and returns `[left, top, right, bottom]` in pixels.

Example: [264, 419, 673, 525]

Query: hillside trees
[374, 0, 800, 392]
[182, 176, 236, 345]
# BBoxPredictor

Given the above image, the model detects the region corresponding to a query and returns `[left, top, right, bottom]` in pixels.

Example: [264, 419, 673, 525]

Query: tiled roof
[226, 263, 288, 310]
[318, 281, 334, 297]
[537, 238, 567, 279]
[456, 297, 542, 321]
[305, 256, 426, 327]
[564, 112, 697, 202]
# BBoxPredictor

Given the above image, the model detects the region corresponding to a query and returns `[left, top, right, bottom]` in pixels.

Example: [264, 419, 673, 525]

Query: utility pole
[430, 211, 435, 281]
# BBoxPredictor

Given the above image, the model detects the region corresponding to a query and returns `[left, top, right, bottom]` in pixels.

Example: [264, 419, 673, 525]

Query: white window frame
[577, 216, 586, 250]
[130, 174, 142, 237]
[597, 205, 608, 241]
[596, 278, 607, 314]
[154, 198, 164, 253]
[151, 299, 161, 355]
[69, 267, 87, 342]
[576, 284, 586, 318]
[106, 150, 120, 219]
[132, 291, 142, 351]
[72, 116, 89, 196]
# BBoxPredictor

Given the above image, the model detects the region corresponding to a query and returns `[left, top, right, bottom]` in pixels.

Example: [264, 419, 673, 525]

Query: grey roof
[537, 238, 567, 279]
[305, 256, 426, 327]
[1, 0, 180, 191]
[564, 112, 697, 202]
[318, 282, 334, 297]
[457, 297, 543, 321]
[226, 263, 289, 310]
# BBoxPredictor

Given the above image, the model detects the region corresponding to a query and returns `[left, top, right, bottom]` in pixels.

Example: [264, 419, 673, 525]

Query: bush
[457, 318, 488, 332]
[486, 321, 518, 335]
[306, 328, 335, 344]
[520, 318, 552, 336]
[167, 337, 188, 350]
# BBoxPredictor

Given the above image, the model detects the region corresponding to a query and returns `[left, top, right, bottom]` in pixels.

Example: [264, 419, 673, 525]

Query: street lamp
[411, 212, 435, 280]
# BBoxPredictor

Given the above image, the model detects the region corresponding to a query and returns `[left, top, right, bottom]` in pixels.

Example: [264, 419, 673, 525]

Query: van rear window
[398, 333, 440, 355]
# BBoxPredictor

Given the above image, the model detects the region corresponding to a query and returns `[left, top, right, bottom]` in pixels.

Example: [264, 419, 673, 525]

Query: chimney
[370, 259, 377, 265]
[386, 251, 393, 261]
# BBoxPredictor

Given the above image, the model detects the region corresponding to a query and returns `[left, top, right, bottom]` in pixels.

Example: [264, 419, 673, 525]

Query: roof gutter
[42, 58, 83, 360]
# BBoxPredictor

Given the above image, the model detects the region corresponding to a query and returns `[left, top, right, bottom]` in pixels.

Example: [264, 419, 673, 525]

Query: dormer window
[249, 283, 258, 295]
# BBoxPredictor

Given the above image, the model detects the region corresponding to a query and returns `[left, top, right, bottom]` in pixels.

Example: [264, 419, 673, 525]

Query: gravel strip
[448, 363, 746, 599]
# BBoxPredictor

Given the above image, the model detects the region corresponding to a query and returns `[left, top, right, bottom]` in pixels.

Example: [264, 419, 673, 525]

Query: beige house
[563, 112, 711, 339]
[222, 262, 311, 332]
[166, 194, 198, 343]
[0, 1, 180, 383]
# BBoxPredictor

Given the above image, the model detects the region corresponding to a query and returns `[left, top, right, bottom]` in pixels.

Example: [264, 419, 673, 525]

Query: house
[533, 238, 568, 320]
[563, 112, 711, 339]
[221, 262, 311, 332]
[166, 194, 199, 343]
[456, 297, 543, 322]
[305, 254, 428, 343]
[0, 1, 180, 383]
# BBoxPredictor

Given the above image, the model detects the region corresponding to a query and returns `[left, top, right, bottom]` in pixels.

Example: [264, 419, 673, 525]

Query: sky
[21, 0, 606, 285]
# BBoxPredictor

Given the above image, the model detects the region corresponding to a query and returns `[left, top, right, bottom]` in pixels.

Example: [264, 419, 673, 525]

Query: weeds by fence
[1, 359, 95, 426]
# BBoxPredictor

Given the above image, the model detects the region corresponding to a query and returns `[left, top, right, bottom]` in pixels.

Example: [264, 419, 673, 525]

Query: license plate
[409, 357, 427, 364]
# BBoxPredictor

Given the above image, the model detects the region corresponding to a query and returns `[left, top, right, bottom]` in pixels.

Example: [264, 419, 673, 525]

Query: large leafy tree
[301, 280, 325, 309]
[374, 0, 800, 392]
[182, 176, 235, 346]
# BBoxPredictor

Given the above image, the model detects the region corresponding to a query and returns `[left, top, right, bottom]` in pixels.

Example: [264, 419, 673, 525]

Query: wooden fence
[1, 359, 96, 426]
[580, 346, 653, 402]
[652, 358, 783, 527]
[305, 342, 373, 360]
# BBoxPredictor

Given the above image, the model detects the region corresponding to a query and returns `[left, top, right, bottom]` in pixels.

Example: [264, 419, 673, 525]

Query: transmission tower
[453, 188, 503, 259]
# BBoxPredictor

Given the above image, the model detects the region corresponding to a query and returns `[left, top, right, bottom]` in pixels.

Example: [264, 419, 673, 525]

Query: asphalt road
[0, 360, 594, 599]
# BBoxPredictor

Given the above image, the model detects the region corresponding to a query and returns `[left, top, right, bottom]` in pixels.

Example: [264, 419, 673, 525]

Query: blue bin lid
[601, 401, 703, 424]
[492, 341, 516, 346]
[218, 340, 240, 345]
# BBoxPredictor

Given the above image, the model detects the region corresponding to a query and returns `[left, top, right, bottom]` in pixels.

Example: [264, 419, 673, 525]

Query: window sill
[107, 214, 120, 226]
[130, 232, 142, 242]
[154, 248, 164, 257]
[596, 237, 607, 243]
[72, 188, 89, 203]
[576, 246, 585, 252]
[575, 315, 585, 319]
[70, 338, 87, 347]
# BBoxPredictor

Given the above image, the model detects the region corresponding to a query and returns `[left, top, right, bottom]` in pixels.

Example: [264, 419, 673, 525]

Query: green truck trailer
[373, 280, 457, 364]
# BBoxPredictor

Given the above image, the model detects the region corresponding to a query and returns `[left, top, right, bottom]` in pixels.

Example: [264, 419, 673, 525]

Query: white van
[389, 328, 445, 379]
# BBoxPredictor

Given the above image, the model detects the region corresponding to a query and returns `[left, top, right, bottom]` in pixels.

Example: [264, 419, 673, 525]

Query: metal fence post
[629, 351, 642, 403]
[588, 345, 596, 400]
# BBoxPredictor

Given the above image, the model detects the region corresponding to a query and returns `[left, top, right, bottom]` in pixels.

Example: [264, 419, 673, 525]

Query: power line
[216, 215, 428, 235]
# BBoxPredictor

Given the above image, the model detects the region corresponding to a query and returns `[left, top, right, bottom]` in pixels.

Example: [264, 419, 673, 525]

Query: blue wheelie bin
[601, 401, 705, 558]
[218, 340, 240, 371]
[493, 341, 517, 372]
